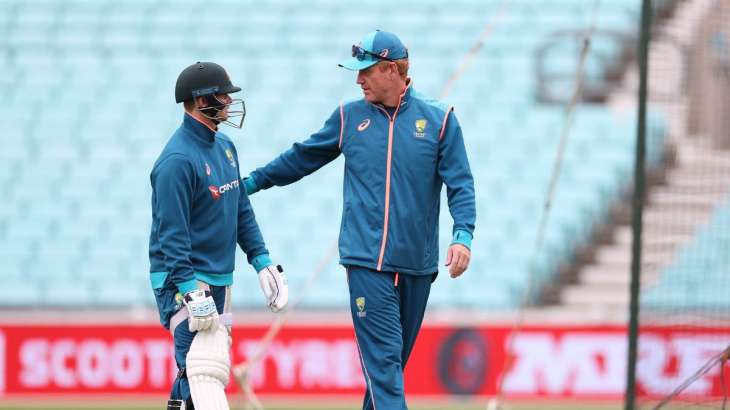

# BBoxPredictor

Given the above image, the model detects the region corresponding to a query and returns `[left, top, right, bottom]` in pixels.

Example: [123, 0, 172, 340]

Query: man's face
[214, 93, 231, 121]
[196, 93, 231, 121]
[356, 62, 396, 104]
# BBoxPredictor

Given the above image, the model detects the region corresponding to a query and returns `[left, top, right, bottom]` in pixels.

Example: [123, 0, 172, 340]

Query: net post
[625, 1, 653, 409]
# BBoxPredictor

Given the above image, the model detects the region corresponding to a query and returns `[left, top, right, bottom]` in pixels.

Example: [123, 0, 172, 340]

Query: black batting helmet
[175, 61, 241, 103]
[175, 61, 246, 128]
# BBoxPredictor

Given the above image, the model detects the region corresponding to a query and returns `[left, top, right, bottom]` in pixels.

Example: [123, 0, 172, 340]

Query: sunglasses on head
[352, 45, 405, 62]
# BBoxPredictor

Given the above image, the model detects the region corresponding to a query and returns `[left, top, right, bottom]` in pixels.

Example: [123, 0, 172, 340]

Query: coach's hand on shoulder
[445, 244, 471, 278]
[184, 289, 220, 332]
[258, 265, 289, 312]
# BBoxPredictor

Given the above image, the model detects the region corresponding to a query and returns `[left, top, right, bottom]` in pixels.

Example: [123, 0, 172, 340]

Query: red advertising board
[0, 324, 727, 399]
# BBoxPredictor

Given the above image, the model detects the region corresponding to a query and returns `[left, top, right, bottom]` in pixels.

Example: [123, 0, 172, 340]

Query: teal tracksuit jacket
[149, 114, 271, 295]
[247, 83, 475, 275]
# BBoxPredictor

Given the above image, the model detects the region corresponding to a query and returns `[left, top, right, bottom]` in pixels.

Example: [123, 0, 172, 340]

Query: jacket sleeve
[249, 107, 342, 190]
[237, 176, 271, 272]
[152, 154, 198, 294]
[438, 109, 476, 239]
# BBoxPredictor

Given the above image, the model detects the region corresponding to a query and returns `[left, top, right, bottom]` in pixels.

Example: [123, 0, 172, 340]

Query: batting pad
[186, 324, 231, 410]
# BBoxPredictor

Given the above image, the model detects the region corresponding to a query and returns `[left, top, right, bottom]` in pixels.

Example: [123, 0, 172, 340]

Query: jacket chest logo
[225, 149, 237, 168]
[208, 179, 240, 201]
[357, 119, 371, 132]
[208, 185, 221, 201]
[414, 119, 427, 138]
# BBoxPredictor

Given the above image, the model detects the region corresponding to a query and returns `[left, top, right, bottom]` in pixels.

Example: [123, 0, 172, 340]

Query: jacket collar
[182, 113, 217, 144]
[398, 80, 413, 110]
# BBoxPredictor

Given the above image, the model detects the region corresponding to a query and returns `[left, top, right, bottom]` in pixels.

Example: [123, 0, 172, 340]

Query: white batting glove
[258, 265, 288, 312]
[184, 289, 219, 332]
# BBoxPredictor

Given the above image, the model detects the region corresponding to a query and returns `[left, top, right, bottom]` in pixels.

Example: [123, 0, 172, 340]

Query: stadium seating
[0, 0, 667, 309]
[643, 201, 730, 310]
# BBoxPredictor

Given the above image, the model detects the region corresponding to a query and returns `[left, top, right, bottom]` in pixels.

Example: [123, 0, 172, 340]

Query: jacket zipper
[374, 95, 405, 271]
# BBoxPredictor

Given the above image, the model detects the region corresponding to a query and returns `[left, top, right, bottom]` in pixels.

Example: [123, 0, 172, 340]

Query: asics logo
[357, 119, 371, 132]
